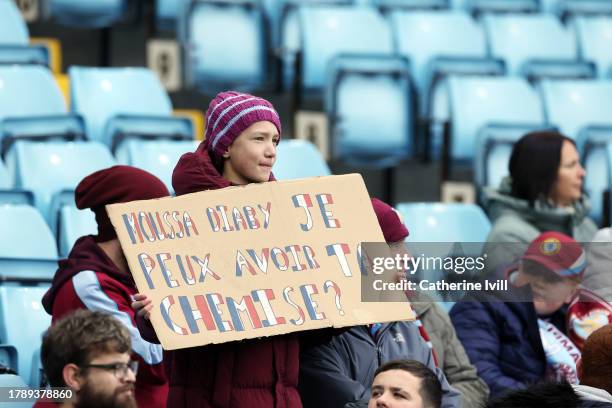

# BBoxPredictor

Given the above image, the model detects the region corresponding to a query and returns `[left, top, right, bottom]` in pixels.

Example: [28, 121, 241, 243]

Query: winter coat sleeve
[450, 301, 528, 397]
[299, 338, 369, 408]
[419, 303, 490, 407]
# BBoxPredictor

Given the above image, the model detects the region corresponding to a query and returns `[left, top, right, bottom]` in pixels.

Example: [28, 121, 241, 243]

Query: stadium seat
[0, 0, 48, 66]
[156, 0, 185, 31]
[396, 202, 491, 243]
[58, 205, 97, 257]
[0, 65, 84, 157]
[274, 139, 331, 179]
[0, 373, 33, 407]
[0, 284, 51, 388]
[433, 76, 544, 165]
[453, 0, 538, 14]
[543, 0, 612, 18]
[69, 67, 192, 151]
[483, 14, 592, 80]
[326, 55, 413, 167]
[298, 6, 393, 91]
[4, 141, 115, 230]
[0, 204, 57, 263]
[390, 10, 502, 117]
[540, 79, 612, 147]
[574, 16, 612, 78]
[115, 139, 200, 192]
[582, 132, 612, 225]
[372, 0, 449, 9]
[181, 0, 267, 92]
[46, 0, 128, 28]
[0, 161, 9, 189]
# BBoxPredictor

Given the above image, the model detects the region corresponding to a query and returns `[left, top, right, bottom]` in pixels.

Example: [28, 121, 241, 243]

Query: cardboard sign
[107, 174, 413, 350]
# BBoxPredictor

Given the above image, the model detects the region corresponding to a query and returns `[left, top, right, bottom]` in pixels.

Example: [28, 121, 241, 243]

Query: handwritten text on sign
[107, 174, 413, 350]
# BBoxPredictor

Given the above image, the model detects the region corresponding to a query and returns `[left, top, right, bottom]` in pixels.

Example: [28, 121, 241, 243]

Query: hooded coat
[136, 144, 302, 408]
[482, 177, 597, 274]
[41, 236, 168, 408]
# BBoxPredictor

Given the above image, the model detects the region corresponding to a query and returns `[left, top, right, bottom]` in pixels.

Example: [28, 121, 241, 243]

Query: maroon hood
[42, 235, 134, 314]
[172, 142, 276, 195]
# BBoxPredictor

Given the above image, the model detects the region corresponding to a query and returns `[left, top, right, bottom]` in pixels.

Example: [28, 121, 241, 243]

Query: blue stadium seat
[372, 0, 449, 9]
[156, 0, 185, 31]
[299, 6, 393, 91]
[326, 55, 413, 167]
[543, 0, 612, 18]
[274, 139, 331, 179]
[0, 162, 9, 189]
[540, 79, 612, 146]
[0, 284, 51, 388]
[434, 76, 544, 164]
[115, 139, 200, 192]
[181, 0, 267, 92]
[575, 16, 612, 78]
[0, 0, 48, 66]
[58, 205, 97, 257]
[583, 138, 612, 225]
[46, 0, 128, 28]
[4, 141, 115, 230]
[0, 65, 84, 155]
[69, 67, 192, 151]
[0, 373, 33, 407]
[483, 14, 592, 80]
[390, 10, 502, 117]
[453, 0, 538, 14]
[276, 0, 352, 90]
[396, 202, 491, 243]
[0, 204, 57, 263]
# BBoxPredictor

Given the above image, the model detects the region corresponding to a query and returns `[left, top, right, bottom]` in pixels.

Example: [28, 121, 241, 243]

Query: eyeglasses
[80, 360, 138, 379]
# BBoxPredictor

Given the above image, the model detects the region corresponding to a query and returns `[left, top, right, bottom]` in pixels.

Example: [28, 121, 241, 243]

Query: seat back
[540, 79, 612, 143]
[327, 55, 413, 166]
[575, 16, 612, 78]
[0, 161, 9, 189]
[484, 14, 577, 76]
[0, 1, 29, 45]
[184, 1, 266, 91]
[391, 11, 487, 108]
[70, 67, 175, 145]
[48, 0, 128, 28]
[0, 204, 57, 262]
[583, 136, 612, 224]
[5, 141, 115, 226]
[0, 284, 51, 387]
[299, 6, 393, 90]
[58, 205, 97, 257]
[446, 76, 544, 161]
[115, 139, 199, 192]
[274, 139, 331, 179]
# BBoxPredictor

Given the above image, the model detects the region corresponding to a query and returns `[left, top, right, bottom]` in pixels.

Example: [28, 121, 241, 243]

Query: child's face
[222, 121, 279, 185]
[518, 269, 578, 316]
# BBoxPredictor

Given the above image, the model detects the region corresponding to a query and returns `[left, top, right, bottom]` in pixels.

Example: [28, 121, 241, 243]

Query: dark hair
[581, 324, 612, 394]
[41, 310, 131, 387]
[373, 360, 442, 408]
[509, 131, 576, 205]
[486, 381, 581, 408]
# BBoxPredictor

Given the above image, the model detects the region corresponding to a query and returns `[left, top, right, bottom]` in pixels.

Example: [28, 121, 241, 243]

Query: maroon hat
[371, 198, 409, 243]
[203, 91, 282, 161]
[521, 231, 587, 278]
[75, 165, 170, 242]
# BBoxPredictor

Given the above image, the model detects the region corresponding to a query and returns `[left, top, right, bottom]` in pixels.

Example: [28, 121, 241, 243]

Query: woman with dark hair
[482, 131, 597, 274]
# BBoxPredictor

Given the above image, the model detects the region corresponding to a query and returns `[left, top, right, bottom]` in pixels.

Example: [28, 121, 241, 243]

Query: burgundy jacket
[140, 143, 302, 408]
[41, 237, 169, 408]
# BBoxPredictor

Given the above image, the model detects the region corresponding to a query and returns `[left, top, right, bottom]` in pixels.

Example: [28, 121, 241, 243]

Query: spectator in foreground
[34, 309, 137, 408]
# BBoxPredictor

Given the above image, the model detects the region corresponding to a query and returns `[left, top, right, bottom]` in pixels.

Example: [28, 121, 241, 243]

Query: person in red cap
[451, 231, 587, 399]
[41, 165, 170, 408]
[131, 91, 304, 408]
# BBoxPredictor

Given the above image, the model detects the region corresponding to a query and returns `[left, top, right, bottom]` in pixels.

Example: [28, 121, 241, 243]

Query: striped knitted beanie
[203, 91, 282, 160]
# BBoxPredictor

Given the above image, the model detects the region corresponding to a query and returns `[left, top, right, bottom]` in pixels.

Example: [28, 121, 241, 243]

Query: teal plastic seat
[58, 205, 97, 257]
[274, 140, 331, 180]
[0, 1, 48, 66]
[47, 0, 128, 28]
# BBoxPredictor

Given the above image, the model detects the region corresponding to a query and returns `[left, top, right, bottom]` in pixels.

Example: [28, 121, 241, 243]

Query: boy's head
[204, 91, 282, 184]
[516, 231, 586, 315]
